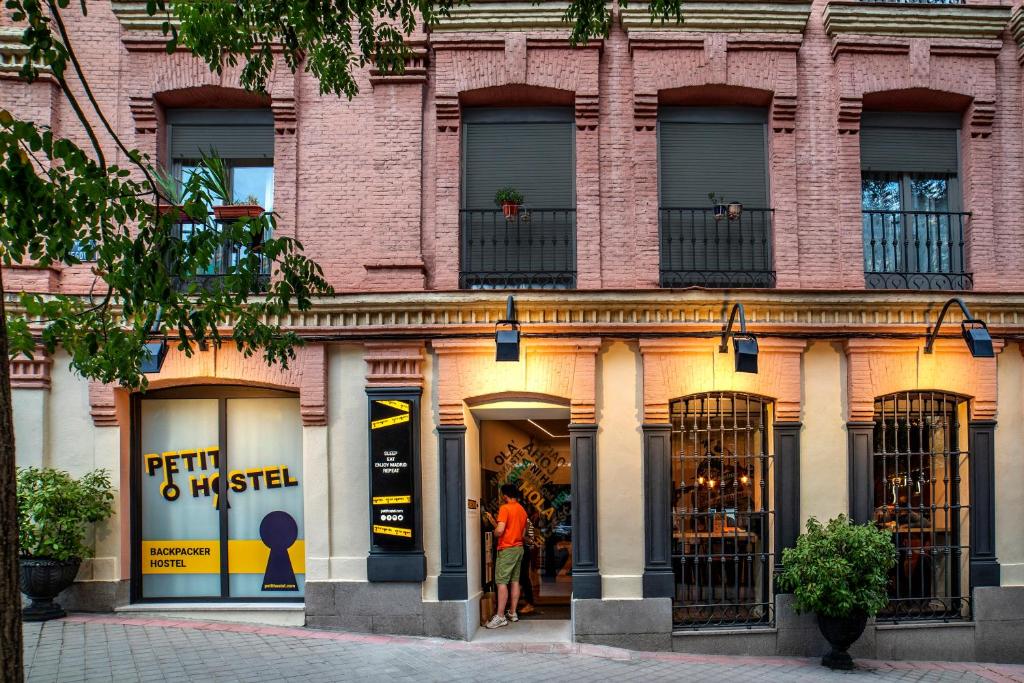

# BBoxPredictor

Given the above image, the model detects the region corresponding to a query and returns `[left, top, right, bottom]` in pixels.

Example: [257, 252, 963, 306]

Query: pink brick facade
[3, 0, 1024, 293]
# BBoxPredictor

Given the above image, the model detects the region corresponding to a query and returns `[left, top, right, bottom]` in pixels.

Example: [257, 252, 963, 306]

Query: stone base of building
[304, 580, 474, 640]
[29, 580, 132, 613]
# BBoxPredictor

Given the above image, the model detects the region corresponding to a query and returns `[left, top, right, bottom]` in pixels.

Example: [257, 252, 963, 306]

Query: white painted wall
[596, 341, 644, 599]
[800, 342, 849, 526]
[995, 343, 1024, 586]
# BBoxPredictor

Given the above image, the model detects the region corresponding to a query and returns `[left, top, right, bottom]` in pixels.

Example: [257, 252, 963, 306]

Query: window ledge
[824, 1, 1010, 40]
[875, 620, 974, 631]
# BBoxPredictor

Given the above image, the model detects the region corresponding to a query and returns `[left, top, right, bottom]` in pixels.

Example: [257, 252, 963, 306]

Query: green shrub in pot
[17, 467, 114, 621]
[778, 515, 896, 669]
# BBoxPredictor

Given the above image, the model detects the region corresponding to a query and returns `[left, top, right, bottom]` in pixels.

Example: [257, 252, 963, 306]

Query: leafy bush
[494, 187, 524, 206]
[17, 467, 114, 562]
[778, 515, 897, 618]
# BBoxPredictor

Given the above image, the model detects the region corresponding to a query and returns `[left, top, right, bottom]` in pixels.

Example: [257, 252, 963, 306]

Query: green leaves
[16, 467, 114, 561]
[778, 515, 898, 618]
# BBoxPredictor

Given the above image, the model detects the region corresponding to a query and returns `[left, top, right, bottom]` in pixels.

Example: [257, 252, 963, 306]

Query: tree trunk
[0, 266, 24, 682]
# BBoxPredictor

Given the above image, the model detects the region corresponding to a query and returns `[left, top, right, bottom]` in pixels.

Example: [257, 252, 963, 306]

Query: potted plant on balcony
[201, 153, 265, 221]
[727, 201, 743, 220]
[152, 167, 202, 223]
[778, 515, 896, 670]
[17, 467, 114, 621]
[495, 187, 524, 219]
[708, 193, 728, 221]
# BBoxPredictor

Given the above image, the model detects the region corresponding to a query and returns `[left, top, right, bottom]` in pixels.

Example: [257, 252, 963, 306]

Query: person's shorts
[495, 546, 524, 584]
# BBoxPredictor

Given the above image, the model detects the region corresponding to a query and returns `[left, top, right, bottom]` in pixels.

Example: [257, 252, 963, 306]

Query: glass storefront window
[135, 388, 304, 601]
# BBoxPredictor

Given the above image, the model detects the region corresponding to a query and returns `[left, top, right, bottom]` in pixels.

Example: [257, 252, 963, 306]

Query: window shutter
[860, 113, 959, 174]
[462, 113, 574, 210]
[658, 116, 768, 208]
[167, 110, 275, 161]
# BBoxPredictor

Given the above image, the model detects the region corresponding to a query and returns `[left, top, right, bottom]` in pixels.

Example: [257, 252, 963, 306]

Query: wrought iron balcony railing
[171, 217, 271, 293]
[659, 208, 775, 288]
[459, 208, 576, 289]
[863, 210, 971, 290]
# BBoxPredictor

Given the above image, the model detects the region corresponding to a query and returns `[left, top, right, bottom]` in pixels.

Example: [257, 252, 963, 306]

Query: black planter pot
[19, 557, 81, 622]
[817, 612, 868, 670]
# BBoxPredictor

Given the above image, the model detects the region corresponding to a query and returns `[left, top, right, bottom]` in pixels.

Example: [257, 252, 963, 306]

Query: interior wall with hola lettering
[138, 395, 305, 599]
[369, 397, 417, 550]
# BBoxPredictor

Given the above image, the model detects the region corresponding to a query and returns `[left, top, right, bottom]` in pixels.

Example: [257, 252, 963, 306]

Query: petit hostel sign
[369, 399, 416, 549]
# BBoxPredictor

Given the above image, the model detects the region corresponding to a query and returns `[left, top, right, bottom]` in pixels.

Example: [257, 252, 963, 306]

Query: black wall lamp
[140, 306, 169, 374]
[495, 295, 521, 362]
[924, 297, 994, 358]
[719, 302, 758, 374]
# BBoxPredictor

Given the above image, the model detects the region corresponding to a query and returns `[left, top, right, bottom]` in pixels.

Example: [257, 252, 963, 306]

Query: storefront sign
[144, 447, 300, 508]
[369, 398, 417, 549]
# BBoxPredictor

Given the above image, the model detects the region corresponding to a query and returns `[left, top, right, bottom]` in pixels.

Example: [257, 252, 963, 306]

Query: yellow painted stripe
[373, 524, 412, 538]
[141, 541, 219, 574]
[227, 540, 306, 574]
[370, 413, 410, 430]
[372, 495, 412, 505]
[376, 400, 410, 413]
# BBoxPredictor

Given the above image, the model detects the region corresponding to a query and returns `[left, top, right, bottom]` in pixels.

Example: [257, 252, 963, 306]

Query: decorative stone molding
[10, 349, 52, 390]
[86, 342, 328, 427]
[365, 342, 425, 388]
[639, 337, 806, 423]
[621, 0, 812, 34]
[369, 45, 428, 86]
[823, 2, 1010, 40]
[837, 95, 863, 134]
[129, 95, 157, 135]
[968, 98, 995, 139]
[271, 97, 297, 135]
[110, 0, 179, 31]
[0, 27, 52, 80]
[435, 94, 461, 132]
[430, 0, 574, 32]
[432, 338, 600, 426]
[771, 94, 797, 134]
[575, 93, 599, 131]
[633, 92, 658, 131]
[844, 338, 1003, 423]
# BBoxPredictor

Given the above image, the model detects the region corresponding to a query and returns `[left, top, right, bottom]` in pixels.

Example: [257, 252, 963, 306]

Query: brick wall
[3, 0, 1023, 294]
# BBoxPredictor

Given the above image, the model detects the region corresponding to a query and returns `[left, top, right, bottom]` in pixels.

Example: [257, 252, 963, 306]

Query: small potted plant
[727, 201, 743, 220]
[152, 167, 201, 223]
[778, 515, 897, 670]
[17, 467, 114, 621]
[495, 187, 524, 219]
[708, 193, 728, 221]
[201, 153, 265, 221]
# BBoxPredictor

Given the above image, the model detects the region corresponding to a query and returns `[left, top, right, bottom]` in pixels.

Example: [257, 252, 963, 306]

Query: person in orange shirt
[483, 483, 528, 628]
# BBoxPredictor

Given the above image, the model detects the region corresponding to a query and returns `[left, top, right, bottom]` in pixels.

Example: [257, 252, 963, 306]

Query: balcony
[171, 218, 271, 293]
[863, 210, 971, 290]
[659, 208, 775, 288]
[459, 208, 576, 289]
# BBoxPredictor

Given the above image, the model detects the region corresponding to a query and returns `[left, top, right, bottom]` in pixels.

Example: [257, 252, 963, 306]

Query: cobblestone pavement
[21, 615, 1024, 683]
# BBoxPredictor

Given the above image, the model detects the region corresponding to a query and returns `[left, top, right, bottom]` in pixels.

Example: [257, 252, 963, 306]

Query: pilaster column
[773, 421, 801, 573]
[437, 425, 468, 600]
[847, 422, 875, 524]
[969, 420, 1000, 587]
[570, 423, 600, 599]
[642, 423, 674, 598]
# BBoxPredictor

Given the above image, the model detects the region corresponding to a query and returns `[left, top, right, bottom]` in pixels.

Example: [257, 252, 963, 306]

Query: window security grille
[670, 393, 774, 628]
[873, 391, 971, 622]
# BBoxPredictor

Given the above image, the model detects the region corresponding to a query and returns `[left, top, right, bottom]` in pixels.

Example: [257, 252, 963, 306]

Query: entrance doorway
[479, 418, 573, 622]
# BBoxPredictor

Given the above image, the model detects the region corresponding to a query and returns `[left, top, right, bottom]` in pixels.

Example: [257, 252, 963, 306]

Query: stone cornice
[430, 0, 574, 32]
[8, 291, 1024, 336]
[824, 1, 1010, 40]
[621, 0, 812, 34]
[1009, 6, 1024, 62]
[0, 27, 53, 81]
[110, 0, 179, 31]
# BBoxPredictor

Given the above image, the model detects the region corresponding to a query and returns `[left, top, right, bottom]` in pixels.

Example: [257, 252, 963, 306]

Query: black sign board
[369, 397, 417, 550]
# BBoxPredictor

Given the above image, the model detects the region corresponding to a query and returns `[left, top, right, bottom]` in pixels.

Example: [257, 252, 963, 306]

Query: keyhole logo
[260, 511, 299, 591]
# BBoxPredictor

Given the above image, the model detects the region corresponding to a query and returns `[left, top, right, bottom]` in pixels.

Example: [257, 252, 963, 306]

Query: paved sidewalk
[22, 615, 1024, 683]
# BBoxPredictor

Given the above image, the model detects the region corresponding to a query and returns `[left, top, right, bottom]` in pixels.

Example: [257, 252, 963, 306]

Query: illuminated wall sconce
[140, 306, 168, 374]
[924, 297, 994, 359]
[719, 302, 759, 374]
[495, 295, 521, 362]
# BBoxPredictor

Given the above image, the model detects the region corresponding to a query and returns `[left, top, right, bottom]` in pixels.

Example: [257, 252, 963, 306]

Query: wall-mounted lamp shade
[140, 340, 169, 374]
[732, 335, 759, 374]
[495, 326, 521, 362]
[961, 321, 994, 358]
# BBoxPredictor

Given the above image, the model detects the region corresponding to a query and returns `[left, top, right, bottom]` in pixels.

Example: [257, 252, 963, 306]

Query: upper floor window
[459, 107, 575, 289]
[658, 107, 774, 288]
[165, 109, 275, 290]
[861, 112, 970, 290]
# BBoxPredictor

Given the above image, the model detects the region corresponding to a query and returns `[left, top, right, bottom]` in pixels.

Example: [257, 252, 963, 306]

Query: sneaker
[506, 611, 519, 622]
[519, 603, 536, 615]
[484, 614, 508, 629]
